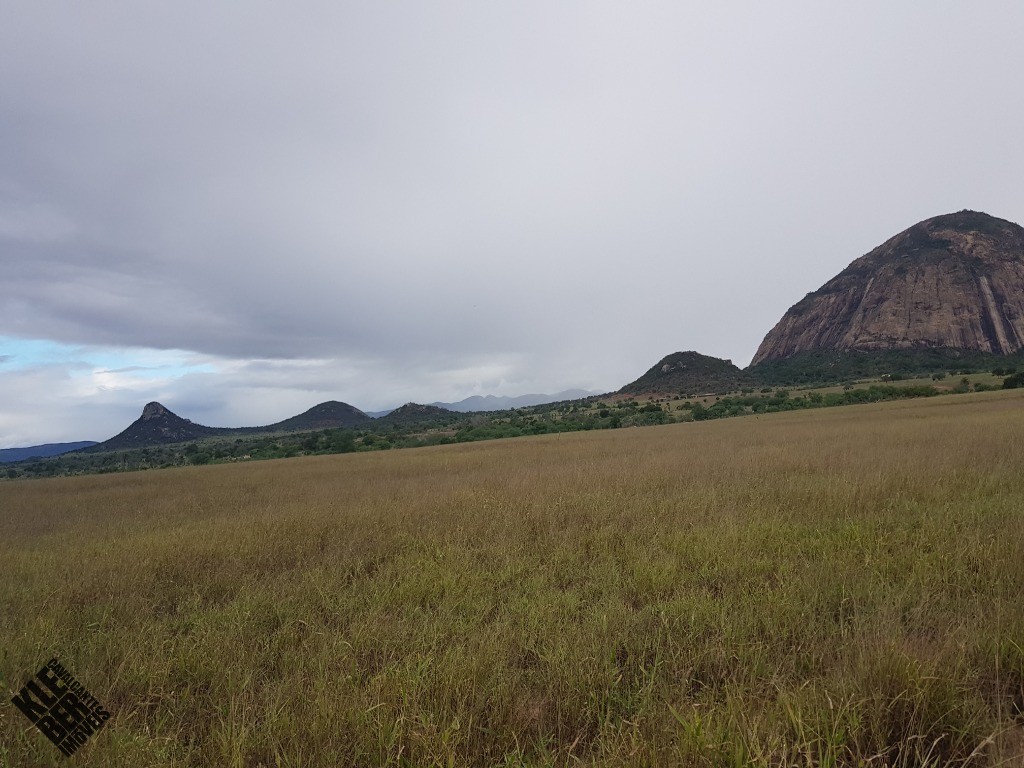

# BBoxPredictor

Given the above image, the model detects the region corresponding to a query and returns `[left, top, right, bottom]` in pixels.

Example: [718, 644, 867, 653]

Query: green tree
[328, 430, 356, 453]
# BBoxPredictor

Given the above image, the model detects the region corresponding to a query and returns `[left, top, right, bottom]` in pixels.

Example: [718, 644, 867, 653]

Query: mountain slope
[430, 389, 598, 412]
[752, 211, 1024, 365]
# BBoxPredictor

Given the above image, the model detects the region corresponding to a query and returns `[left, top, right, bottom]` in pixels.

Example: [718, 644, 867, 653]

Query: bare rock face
[752, 211, 1024, 364]
[141, 401, 170, 420]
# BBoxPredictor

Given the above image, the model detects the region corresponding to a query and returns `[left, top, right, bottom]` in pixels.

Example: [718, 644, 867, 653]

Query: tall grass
[2, 391, 1023, 766]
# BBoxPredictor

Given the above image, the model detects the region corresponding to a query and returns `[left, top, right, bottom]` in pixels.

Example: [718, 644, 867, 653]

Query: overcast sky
[2, 2, 1023, 447]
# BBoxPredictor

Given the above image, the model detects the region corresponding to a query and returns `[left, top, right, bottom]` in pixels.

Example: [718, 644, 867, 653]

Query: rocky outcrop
[752, 211, 1024, 365]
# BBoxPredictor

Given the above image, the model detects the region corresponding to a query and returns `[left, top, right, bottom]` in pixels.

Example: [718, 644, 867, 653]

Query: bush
[1002, 372, 1024, 389]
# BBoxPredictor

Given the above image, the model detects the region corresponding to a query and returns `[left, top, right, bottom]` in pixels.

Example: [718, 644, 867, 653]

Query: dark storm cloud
[1, 2, 1023, 443]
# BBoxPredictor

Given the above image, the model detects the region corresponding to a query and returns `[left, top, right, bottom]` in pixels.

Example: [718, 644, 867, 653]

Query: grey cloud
[1, 3, 1023, 442]
[95, 366, 167, 374]
[0, 362, 137, 447]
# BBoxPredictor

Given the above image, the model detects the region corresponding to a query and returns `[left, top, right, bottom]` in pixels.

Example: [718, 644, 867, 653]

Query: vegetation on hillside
[746, 348, 1024, 388]
[2, 372, 1011, 480]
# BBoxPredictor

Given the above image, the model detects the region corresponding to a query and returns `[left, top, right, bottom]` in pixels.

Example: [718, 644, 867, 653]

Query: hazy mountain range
[365, 389, 599, 417]
[0, 442, 99, 464]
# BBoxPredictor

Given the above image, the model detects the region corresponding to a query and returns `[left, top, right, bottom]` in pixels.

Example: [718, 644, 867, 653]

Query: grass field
[2, 390, 1023, 766]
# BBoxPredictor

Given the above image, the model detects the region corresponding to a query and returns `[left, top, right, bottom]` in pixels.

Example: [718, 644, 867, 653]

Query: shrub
[1002, 372, 1024, 389]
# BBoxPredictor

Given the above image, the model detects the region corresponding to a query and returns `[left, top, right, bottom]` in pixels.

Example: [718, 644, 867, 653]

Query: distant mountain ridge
[49, 392, 598, 453]
[366, 389, 599, 417]
[431, 389, 598, 412]
[0, 441, 99, 463]
[88, 400, 371, 451]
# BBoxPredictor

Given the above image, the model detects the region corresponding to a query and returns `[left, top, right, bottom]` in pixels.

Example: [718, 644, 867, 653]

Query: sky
[2, 2, 1023, 447]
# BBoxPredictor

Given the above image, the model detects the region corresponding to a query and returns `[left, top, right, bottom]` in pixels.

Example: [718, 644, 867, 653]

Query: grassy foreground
[2, 392, 1023, 766]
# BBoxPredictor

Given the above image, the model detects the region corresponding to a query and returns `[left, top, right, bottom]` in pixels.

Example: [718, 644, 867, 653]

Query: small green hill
[619, 351, 746, 396]
[266, 401, 370, 432]
[377, 403, 461, 428]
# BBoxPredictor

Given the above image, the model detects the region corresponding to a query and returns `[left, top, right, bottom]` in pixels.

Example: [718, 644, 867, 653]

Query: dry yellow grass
[2, 390, 1023, 766]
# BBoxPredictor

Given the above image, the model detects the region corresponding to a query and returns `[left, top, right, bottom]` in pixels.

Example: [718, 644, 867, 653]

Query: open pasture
[2, 391, 1023, 766]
